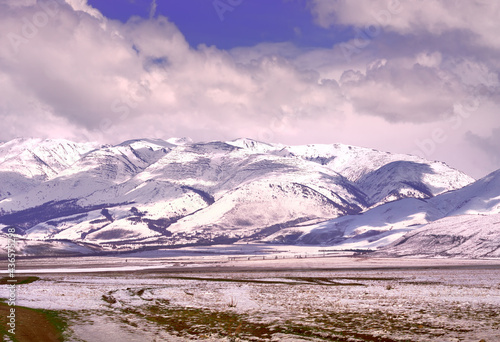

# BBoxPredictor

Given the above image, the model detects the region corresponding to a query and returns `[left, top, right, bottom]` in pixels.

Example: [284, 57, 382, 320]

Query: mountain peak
[116, 138, 175, 149]
[226, 138, 277, 152]
[0, 137, 488, 257]
[166, 137, 193, 146]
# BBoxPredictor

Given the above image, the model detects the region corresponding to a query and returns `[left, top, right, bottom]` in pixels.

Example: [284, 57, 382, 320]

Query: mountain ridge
[1, 137, 494, 258]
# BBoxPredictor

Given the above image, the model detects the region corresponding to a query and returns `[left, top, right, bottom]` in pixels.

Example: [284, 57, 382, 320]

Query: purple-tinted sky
[0, 0, 500, 178]
[88, 0, 353, 49]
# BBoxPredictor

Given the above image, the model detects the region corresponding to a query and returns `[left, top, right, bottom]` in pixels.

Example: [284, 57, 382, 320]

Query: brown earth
[0, 303, 63, 342]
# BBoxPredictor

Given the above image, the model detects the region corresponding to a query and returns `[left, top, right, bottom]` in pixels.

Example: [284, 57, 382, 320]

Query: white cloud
[0, 2, 349, 144]
[415, 51, 442, 68]
[0, 0, 499, 178]
[0, 0, 37, 7]
[339, 57, 469, 123]
[63, 0, 103, 20]
[309, 0, 500, 47]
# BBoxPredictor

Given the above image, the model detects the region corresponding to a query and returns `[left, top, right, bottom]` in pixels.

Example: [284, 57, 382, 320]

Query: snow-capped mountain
[265, 197, 440, 247]
[429, 169, 500, 216]
[0, 139, 172, 215]
[379, 213, 500, 258]
[273, 143, 474, 206]
[269, 168, 500, 258]
[0, 137, 487, 256]
[374, 169, 500, 258]
[0, 138, 99, 200]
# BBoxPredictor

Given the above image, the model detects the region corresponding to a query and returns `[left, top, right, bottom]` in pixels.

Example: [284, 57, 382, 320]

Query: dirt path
[0, 303, 63, 342]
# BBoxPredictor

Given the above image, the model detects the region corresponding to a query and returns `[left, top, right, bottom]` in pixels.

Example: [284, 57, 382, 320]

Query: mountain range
[0, 137, 498, 258]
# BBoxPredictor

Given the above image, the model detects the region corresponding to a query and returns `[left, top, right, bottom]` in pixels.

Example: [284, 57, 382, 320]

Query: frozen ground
[1, 256, 500, 341]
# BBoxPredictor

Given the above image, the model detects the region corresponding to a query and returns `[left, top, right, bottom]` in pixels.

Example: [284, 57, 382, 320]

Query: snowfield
[1, 256, 499, 341]
[2, 137, 494, 258]
[378, 213, 500, 258]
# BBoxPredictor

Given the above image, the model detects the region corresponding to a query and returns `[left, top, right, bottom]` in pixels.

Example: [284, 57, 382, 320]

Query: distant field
[1, 256, 499, 341]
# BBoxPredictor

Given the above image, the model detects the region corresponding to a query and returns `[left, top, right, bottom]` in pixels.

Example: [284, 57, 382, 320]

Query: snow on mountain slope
[166, 137, 194, 146]
[226, 138, 279, 154]
[379, 213, 500, 258]
[0, 137, 488, 254]
[0, 234, 96, 256]
[0, 138, 98, 172]
[429, 169, 500, 217]
[166, 163, 365, 237]
[38, 185, 212, 244]
[263, 197, 440, 245]
[1, 141, 246, 235]
[0, 140, 172, 227]
[0, 138, 99, 200]
[16, 140, 167, 206]
[116, 139, 175, 164]
[356, 160, 474, 205]
[272, 143, 473, 206]
[275, 143, 419, 181]
[266, 168, 500, 252]
[22, 141, 367, 245]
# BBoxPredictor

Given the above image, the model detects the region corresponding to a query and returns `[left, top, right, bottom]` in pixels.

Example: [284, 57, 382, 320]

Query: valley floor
[1, 255, 500, 341]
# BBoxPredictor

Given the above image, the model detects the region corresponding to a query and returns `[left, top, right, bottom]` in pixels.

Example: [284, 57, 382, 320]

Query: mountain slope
[378, 213, 500, 258]
[0, 139, 172, 228]
[429, 169, 500, 216]
[373, 169, 500, 258]
[273, 143, 473, 206]
[16, 141, 368, 245]
[269, 169, 500, 253]
[0, 138, 99, 200]
[0, 137, 479, 253]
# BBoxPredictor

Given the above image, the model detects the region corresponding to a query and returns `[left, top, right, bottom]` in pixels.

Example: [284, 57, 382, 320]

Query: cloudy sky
[0, 0, 499, 178]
